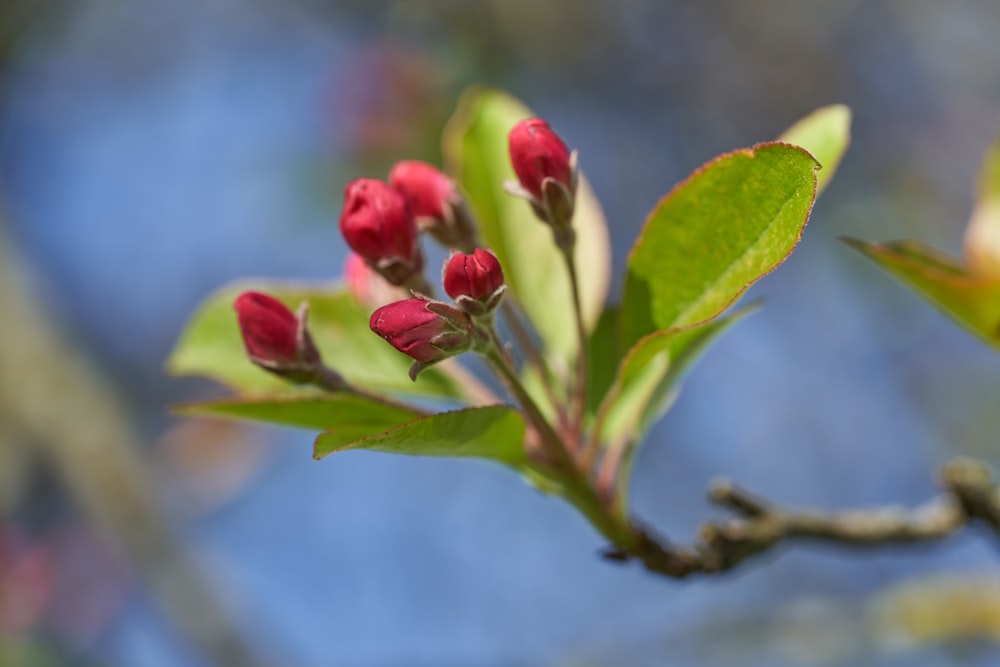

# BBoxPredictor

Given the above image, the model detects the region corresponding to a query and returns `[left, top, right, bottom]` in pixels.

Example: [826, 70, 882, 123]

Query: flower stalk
[559, 244, 588, 453]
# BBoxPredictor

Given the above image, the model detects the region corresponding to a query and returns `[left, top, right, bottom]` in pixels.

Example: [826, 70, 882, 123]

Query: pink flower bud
[389, 160, 479, 251]
[343, 252, 405, 308]
[443, 249, 505, 309]
[508, 118, 572, 200]
[388, 160, 456, 222]
[233, 291, 323, 383]
[369, 299, 471, 364]
[339, 179, 422, 285]
[344, 252, 374, 303]
[234, 291, 301, 365]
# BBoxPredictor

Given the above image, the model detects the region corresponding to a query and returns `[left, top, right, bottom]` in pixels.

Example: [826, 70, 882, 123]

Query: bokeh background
[3, 1, 1000, 666]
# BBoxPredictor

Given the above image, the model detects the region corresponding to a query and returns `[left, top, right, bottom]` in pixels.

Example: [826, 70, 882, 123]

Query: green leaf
[166, 280, 464, 399]
[442, 87, 611, 361]
[848, 129, 1000, 349]
[596, 303, 758, 451]
[585, 306, 758, 518]
[585, 305, 622, 415]
[597, 341, 670, 448]
[173, 392, 421, 431]
[638, 302, 759, 430]
[620, 142, 819, 349]
[778, 104, 851, 195]
[844, 238, 1000, 350]
[313, 405, 527, 465]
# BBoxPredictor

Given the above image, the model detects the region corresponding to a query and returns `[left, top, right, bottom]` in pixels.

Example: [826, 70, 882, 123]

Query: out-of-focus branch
[939, 458, 1000, 536]
[610, 457, 1000, 579]
[0, 220, 269, 667]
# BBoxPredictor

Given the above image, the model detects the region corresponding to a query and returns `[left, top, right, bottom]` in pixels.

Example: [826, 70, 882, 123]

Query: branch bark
[611, 457, 1000, 579]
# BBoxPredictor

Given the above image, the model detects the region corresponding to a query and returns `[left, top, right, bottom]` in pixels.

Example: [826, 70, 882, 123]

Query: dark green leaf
[620, 142, 819, 349]
[585, 305, 622, 415]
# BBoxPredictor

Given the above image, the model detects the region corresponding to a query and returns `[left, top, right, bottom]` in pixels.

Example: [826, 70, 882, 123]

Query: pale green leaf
[778, 104, 851, 195]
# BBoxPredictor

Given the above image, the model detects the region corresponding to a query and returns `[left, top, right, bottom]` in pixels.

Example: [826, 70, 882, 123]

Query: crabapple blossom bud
[339, 178, 423, 285]
[344, 253, 374, 304]
[389, 160, 455, 221]
[389, 160, 478, 251]
[233, 291, 324, 381]
[234, 291, 300, 365]
[442, 249, 506, 315]
[369, 298, 473, 379]
[508, 118, 572, 199]
[339, 178, 415, 261]
[506, 118, 579, 240]
[964, 200, 1000, 279]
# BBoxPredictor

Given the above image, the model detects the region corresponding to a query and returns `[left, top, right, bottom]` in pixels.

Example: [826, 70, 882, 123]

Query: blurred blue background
[3, 1, 1000, 666]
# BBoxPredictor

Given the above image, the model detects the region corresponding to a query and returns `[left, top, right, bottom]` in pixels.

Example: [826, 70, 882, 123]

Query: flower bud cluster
[330, 155, 513, 378]
[369, 249, 506, 377]
[339, 159, 477, 294]
[236, 115, 577, 386]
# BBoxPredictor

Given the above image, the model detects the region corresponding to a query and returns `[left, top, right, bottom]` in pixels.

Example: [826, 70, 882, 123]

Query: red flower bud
[234, 288, 321, 372]
[234, 291, 341, 387]
[234, 291, 301, 365]
[508, 118, 573, 200]
[388, 160, 456, 222]
[443, 249, 505, 311]
[339, 178, 422, 284]
[369, 299, 471, 365]
[389, 160, 479, 251]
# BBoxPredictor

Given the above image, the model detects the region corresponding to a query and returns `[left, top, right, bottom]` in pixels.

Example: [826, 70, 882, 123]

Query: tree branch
[611, 457, 1000, 579]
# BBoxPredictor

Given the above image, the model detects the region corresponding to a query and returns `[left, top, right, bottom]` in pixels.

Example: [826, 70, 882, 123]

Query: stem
[312, 364, 431, 417]
[560, 247, 588, 452]
[483, 334, 567, 469]
[499, 300, 567, 428]
[595, 435, 629, 513]
[312, 365, 349, 392]
[436, 358, 502, 406]
[581, 397, 611, 471]
[405, 273, 436, 299]
[482, 332, 637, 549]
